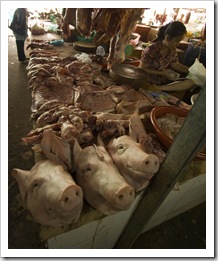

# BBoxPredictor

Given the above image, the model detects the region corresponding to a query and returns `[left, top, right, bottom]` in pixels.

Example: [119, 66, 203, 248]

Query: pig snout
[141, 154, 160, 173]
[60, 185, 83, 211]
[113, 186, 135, 210]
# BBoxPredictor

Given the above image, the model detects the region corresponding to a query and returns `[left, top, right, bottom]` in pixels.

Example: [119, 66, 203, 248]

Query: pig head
[107, 135, 160, 192]
[70, 139, 135, 215]
[11, 159, 83, 227]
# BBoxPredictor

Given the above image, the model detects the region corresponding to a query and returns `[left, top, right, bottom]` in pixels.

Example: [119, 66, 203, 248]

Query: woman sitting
[139, 21, 195, 99]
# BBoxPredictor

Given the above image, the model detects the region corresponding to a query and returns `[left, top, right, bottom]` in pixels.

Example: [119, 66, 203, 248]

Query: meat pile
[157, 113, 185, 140]
[11, 40, 192, 227]
[23, 40, 170, 149]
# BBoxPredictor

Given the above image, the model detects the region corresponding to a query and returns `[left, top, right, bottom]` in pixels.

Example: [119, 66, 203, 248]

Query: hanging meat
[61, 8, 145, 68]
[76, 8, 93, 36]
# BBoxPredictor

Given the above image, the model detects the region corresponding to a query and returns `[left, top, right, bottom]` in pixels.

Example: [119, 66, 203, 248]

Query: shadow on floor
[132, 202, 206, 249]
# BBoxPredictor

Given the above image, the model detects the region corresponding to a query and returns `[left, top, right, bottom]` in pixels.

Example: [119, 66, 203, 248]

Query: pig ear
[107, 137, 116, 151]
[41, 129, 71, 170]
[68, 138, 82, 171]
[11, 169, 28, 206]
[128, 111, 139, 142]
[129, 123, 137, 142]
[97, 134, 106, 147]
[129, 110, 147, 143]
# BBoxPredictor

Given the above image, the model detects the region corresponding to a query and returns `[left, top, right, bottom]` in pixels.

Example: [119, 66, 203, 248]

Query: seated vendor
[139, 21, 195, 100]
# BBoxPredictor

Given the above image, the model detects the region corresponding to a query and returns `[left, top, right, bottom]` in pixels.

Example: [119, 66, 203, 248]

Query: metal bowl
[109, 63, 148, 90]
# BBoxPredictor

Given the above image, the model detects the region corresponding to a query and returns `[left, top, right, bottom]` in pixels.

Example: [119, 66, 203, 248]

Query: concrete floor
[132, 202, 206, 249]
[8, 30, 206, 250]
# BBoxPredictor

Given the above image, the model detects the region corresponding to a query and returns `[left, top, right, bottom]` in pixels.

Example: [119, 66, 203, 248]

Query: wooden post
[114, 86, 206, 249]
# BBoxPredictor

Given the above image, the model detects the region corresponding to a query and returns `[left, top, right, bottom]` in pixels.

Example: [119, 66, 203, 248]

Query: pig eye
[117, 144, 125, 154]
[32, 181, 39, 189]
[86, 166, 92, 173]
[83, 165, 92, 175]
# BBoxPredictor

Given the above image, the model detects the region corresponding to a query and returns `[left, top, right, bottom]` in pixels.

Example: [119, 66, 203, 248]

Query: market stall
[10, 36, 205, 248]
[9, 8, 206, 249]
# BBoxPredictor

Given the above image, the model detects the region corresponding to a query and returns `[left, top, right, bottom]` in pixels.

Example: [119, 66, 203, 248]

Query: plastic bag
[75, 53, 92, 63]
[50, 39, 64, 46]
[96, 46, 105, 57]
[186, 58, 206, 87]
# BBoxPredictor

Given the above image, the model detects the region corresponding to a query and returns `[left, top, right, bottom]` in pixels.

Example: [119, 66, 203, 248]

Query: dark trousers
[15, 40, 26, 61]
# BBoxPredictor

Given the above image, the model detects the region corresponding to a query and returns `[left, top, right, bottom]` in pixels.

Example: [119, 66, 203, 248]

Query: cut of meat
[140, 134, 166, 163]
[157, 113, 185, 140]
[107, 9, 144, 66]
[62, 8, 77, 38]
[93, 75, 114, 88]
[65, 60, 84, 74]
[31, 84, 74, 112]
[113, 86, 149, 103]
[116, 99, 153, 115]
[100, 119, 127, 139]
[74, 84, 105, 93]
[74, 73, 94, 85]
[75, 91, 117, 113]
[59, 117, 79, 139]
[91, 9, 121, 36]
[76, 8, 93, 36]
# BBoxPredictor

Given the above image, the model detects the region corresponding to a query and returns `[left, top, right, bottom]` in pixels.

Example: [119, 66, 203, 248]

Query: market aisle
[8, 31, 46, 249]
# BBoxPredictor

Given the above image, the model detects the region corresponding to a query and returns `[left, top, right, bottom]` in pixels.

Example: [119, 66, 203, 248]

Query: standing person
[9, 8, 29, 64]
[139, 21, 196, 99]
